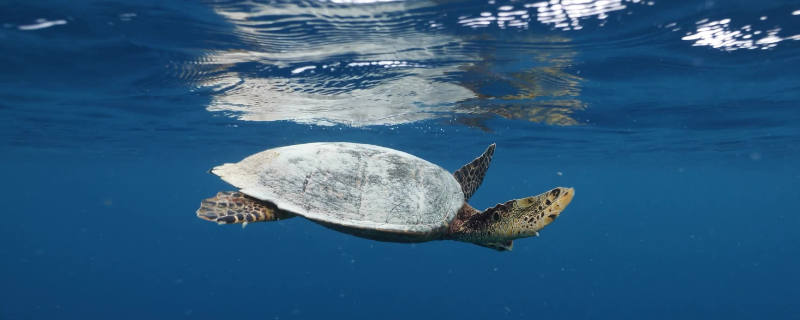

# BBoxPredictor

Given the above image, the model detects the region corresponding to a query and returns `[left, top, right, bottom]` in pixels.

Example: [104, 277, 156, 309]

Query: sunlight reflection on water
[163, 0, 800, 132]
[681, 17, 800, 51]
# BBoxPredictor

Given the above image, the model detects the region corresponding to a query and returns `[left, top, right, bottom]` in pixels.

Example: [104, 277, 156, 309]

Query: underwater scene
[1, 0, 799, 319]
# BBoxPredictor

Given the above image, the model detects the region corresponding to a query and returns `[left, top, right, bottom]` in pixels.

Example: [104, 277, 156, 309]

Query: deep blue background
[3, 149, 799, 320]
[2, 0, 800, 319]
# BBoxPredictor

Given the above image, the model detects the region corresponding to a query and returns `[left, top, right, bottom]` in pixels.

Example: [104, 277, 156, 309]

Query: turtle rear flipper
[196, 191, 295, 227]
[453, 143, 496, 202]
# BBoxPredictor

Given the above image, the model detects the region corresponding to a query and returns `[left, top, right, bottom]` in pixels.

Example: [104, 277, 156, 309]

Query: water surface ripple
[0, 0, 799, 161]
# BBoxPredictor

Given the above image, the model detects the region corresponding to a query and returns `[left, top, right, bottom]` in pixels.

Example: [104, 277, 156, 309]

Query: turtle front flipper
[453, 143, 495, 202]
[196, 191, 295, 227]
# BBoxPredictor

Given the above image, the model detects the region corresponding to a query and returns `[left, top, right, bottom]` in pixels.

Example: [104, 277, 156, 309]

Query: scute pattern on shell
[210, 142, 465, 235]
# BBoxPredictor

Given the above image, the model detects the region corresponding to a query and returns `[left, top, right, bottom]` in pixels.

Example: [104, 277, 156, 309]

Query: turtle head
[513, 187, 574, 233]
[448, 187, 575, 246]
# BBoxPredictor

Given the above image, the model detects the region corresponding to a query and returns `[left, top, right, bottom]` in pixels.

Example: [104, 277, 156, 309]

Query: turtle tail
[196, 191, 294, 227]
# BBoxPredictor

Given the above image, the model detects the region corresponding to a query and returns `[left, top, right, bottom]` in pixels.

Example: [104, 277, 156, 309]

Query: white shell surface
[211, 142, 464, 234]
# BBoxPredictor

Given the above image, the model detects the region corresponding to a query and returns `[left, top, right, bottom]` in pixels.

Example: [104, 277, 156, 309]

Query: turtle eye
[492, 212, 500, 221]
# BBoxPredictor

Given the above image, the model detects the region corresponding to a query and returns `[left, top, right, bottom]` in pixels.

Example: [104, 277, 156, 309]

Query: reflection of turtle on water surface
[197, 142, 574, 252]
[444, 50, 587, 132]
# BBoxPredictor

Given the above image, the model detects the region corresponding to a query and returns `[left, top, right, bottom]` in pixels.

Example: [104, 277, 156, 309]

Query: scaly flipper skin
[196, 191, 295, 227]
[444, 187, 575, 248]
[453, 143, 495, 203]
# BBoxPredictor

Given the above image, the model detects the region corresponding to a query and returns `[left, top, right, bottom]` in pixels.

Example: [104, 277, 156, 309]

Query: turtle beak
[557, 187, 575, 210]
[541, 187, 574, 227]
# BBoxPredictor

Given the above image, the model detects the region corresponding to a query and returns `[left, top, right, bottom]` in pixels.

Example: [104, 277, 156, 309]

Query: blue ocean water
[2, 0, 800, 319]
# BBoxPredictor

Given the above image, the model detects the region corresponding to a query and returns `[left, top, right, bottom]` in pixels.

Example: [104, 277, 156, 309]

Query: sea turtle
[196, 142, 574, 252]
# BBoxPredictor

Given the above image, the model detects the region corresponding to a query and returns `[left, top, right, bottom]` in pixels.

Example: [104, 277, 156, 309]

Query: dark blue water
[2, 0, 800, 319]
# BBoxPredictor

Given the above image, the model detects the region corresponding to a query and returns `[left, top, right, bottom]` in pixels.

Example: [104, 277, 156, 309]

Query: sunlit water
[1, 0, 799, 319]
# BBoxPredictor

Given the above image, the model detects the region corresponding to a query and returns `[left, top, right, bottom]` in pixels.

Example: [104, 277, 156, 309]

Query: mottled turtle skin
[197, 142, 575, 252]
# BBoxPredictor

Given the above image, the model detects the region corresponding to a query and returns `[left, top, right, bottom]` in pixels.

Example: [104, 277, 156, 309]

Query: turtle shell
[210, 142, 464, 242]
